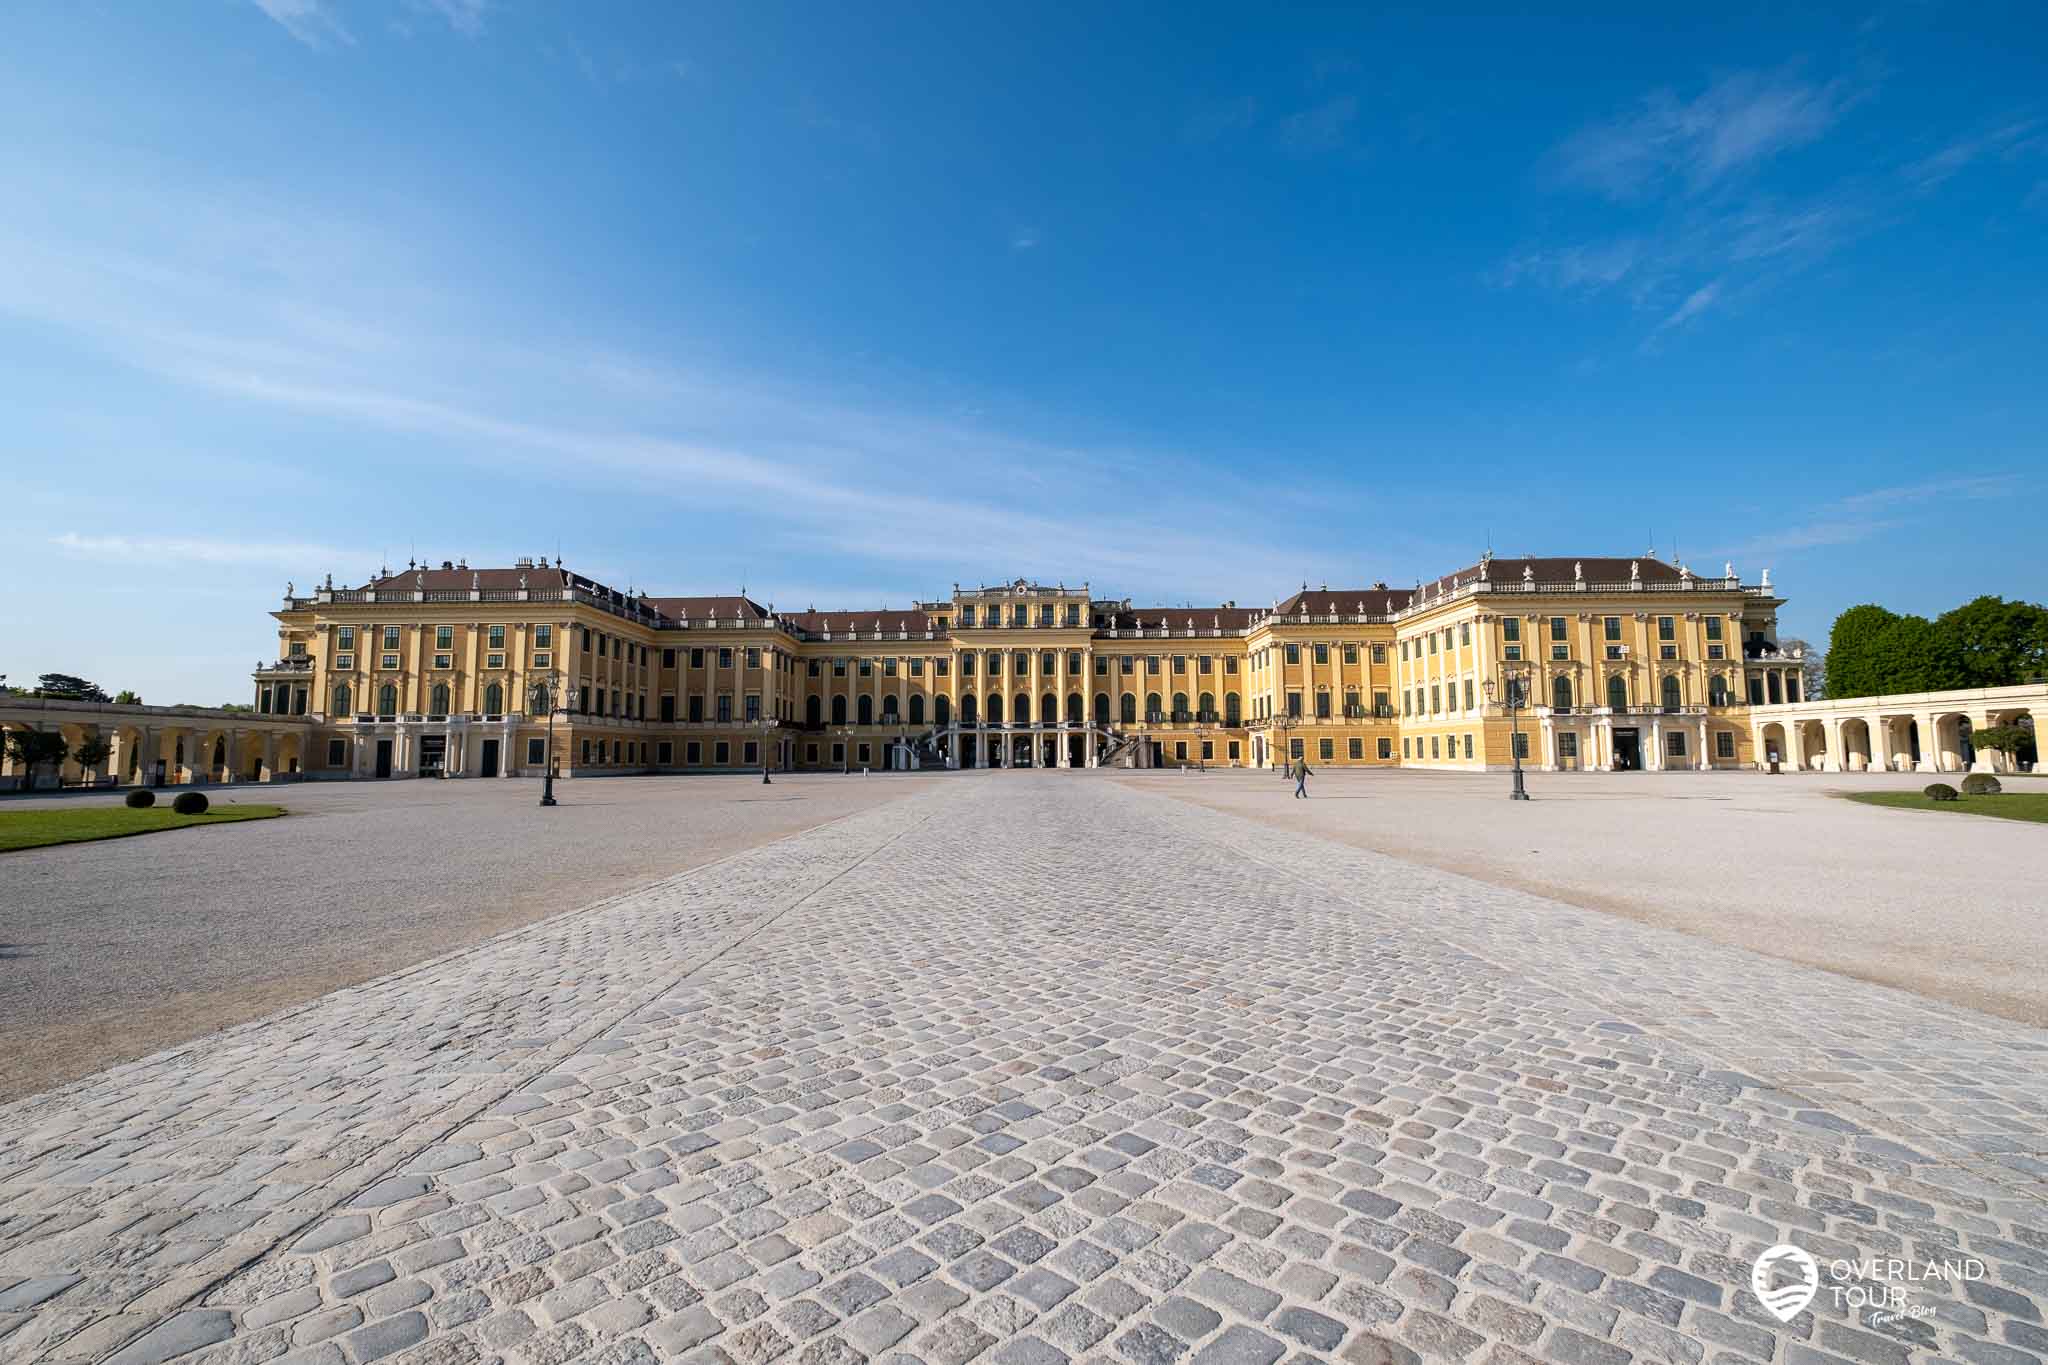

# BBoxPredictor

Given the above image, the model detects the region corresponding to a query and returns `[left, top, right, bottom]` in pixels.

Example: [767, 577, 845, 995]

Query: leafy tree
[72, 735, 111, 782]
[217, 702, 256, 714]
[4, 729, 70, 789]
[1932, 596, 2048, 688]
[35, 673, 110, 702]
[1968, 724, 2037, 766]
[114, 689, 142, 705]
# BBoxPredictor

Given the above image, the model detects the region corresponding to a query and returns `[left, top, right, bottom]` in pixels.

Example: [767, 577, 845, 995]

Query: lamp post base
[1509, 766, 1530, 800]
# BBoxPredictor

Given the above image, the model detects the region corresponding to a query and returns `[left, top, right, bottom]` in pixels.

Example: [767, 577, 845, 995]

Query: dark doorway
[961, 735, 977, 768]
[375, 739, 393, 778]
[419, 735, 446, 777]
[1613, 728, 1641, 771]
[480, 739, 500, 778]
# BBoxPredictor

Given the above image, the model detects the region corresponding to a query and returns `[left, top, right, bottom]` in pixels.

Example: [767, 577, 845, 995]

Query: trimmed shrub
[1960, 773, 2002, 796]
[171, 791, 210, 815]
[124, 788, 155, 808]
[1923, 783, 1959, 802]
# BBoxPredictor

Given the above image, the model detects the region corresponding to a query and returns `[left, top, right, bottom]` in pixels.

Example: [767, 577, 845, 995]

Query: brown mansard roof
[640, 595, 772, 623]
[1270, 587, 1417, 617]
[1421, 555, 1684, 597]
[367, 564, 571, 592]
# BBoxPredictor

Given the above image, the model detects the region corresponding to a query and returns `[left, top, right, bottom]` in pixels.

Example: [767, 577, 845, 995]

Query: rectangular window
[1464, 734, 1474, 759]
[1552, 645, 1569, 661]
[1559, 733, 1578, 759]
[744, 695, 760, 722]
[581, 739, 591, 763]
[1286, 692, 1302, 718]
[1549, 616, 1566, 641]
[335, 653, 354, 670]
[1604, 616, 1622, 641]
[533, 652, 550, 668]
[535, 625, 552, 647]
[806, 744, 819, 762]
[858, 743, 871, 764]
[660, 695, 675, 722]
[1431, 684, 1441, 713]
[1289, 738, 1304, 759]
[1225, 657, 1238, 674]
[1463, 679, 1474, 710]
[1667, 731, 1688, 758]
[1658, 616, 1676, 641]
[1513, 732, 1529, 759]
[487, 625, 505, 649]
[1284, 644, 1300, 664]
[1708, 644, 1725, 659]
[1348, 738, 1363, 759]
[746, 647, 761, 669]
[961, 654, 974, 676]
[1121, 656, 1134, 674]
[1706, 616, 1724, 641]
[433, 653, 452, 670]
[597, 634, 606, 657]
[1146, 656, 1161, 675]
[1402, 738, 1410, 758]
[1201, 740, 1214, 760]
[714, 741, 729, 765]
[527, 738, 545, 765]
[1319, 738, 1334, 761]
[326, 738, 346, 767]
[1172, 655, 1186, 675]
[1430, 736, 1440, 758]
[743, 741, 758, 765]
[1371, 644, 1385, 664]
[1501, 618, 1520, 642]
[1606, 645, 1624, 660]
[884, 657, 898, 677]
[1661, 645, 1678, 660]
[1460, 623, 1471, 646]
[338, 626, 356, 649]
[1504, 645, 1522, 661]
[719, 648, 733, 669]
[1175, 741, 1188, 761]
[1041, 604, 1055, 625]
[663, 648, 676, 668]
[909, 657, 923, 676]
[1344, 644, 1358, 664]
[691, 648, 705, 668]
[1377, 738, 1392, 759]
[1716, 731, 1736, 759]
[1313, 643, 1328, 664]
[935, 658, 949, 676]
[1095, 656, 1109, 675]
[486, 653, 504, 669]
[1429, 634, 1438, 655]
[687, 742, 701, 764]
[658, 741, 673, 765]
[961, 606, 976, 627]
[383, 626, 401, 649]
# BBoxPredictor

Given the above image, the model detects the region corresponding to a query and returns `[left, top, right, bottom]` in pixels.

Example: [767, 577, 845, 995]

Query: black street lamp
[1486, 669, 1532, 800]
[528, 677, 574, 807]
[761, 720, 773, 783]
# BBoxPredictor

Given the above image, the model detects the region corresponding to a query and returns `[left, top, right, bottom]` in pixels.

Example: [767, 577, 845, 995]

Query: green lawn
[0, 804, 286, 852]
[1845, 791, 2048, 825]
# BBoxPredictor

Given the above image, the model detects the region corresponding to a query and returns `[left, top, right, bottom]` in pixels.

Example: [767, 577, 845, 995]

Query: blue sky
[2, 3, 2043, 703]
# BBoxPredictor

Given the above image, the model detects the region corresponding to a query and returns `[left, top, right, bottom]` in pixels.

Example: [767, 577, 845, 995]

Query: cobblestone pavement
[3, 775, 2045, 1365]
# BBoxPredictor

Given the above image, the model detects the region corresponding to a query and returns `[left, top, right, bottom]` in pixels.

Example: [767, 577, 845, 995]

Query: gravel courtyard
[1126, 767, 2048, 1027]
[0, 775, 937, 1100]
[2, 775, 2044, 1365]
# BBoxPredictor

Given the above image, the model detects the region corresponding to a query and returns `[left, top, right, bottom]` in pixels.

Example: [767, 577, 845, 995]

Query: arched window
[1095, 693, 1111, 724]
[807, 695, 822, 727]
[1606, 675, 1627, 711]
[1172, 691, 1188, 719]
[857, 695, 873, 725]
[1768, 672, 1782, 704]
[1661, 675, 1682, 711]
[988, 693, 1002, 725]
[484, 683, 503, 715]
[1067, 692, 1083, 723]
[881, 695, 899, 722]
[1121, 693, 1137, 724]
[378, 684, 398, 718]
[1225, 692, 1241, 724]
[935, 695, 951, 725]
[1708, 675, 1728, 707]
[1013, 693, 1031, 724]
[1041, 694, 1057, 723]
[909, 695, 925, 725]
[1146, 691, 1162, 721]
[1198, 691, 1214, 718]
[832, 696, 847, 724]
[1786, 673, 1801, 702]
[960, 693, 977, 723]
[430, 684, 450, 716]
[333, 684, 351, 716]
[1552, 675, 1572, 712]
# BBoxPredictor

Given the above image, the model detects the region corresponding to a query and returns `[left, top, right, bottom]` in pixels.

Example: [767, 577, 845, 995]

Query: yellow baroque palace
[246, 553, 1801, 779]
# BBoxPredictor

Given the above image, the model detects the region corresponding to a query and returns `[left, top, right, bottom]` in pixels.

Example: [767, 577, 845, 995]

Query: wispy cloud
[1277, 95, 1359, 158]
[1900, 116, 2044, 191]
[1714, 475, 2019, 559]
[1009, 226, 1041, 251]
[413, 0, 489, 37]
[50, 533, 372, 570]
[1554, 69, 1859, 198]
[1652, 279, 1721, 336]
[251, 0, 353, 48]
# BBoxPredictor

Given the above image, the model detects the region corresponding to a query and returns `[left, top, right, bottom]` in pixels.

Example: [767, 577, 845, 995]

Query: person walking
[1294, 759, 1311, 798]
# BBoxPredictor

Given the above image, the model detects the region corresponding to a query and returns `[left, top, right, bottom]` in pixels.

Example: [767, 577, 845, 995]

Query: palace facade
[229, 553, 1801, 780]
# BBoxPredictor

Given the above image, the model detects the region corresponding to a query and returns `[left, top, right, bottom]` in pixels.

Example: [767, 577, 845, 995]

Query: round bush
[1959, 773, 2002, 796]
[124, 788, 155, 808]
[171, 791, 210, 815]
[1922, 783, 1959, 802]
